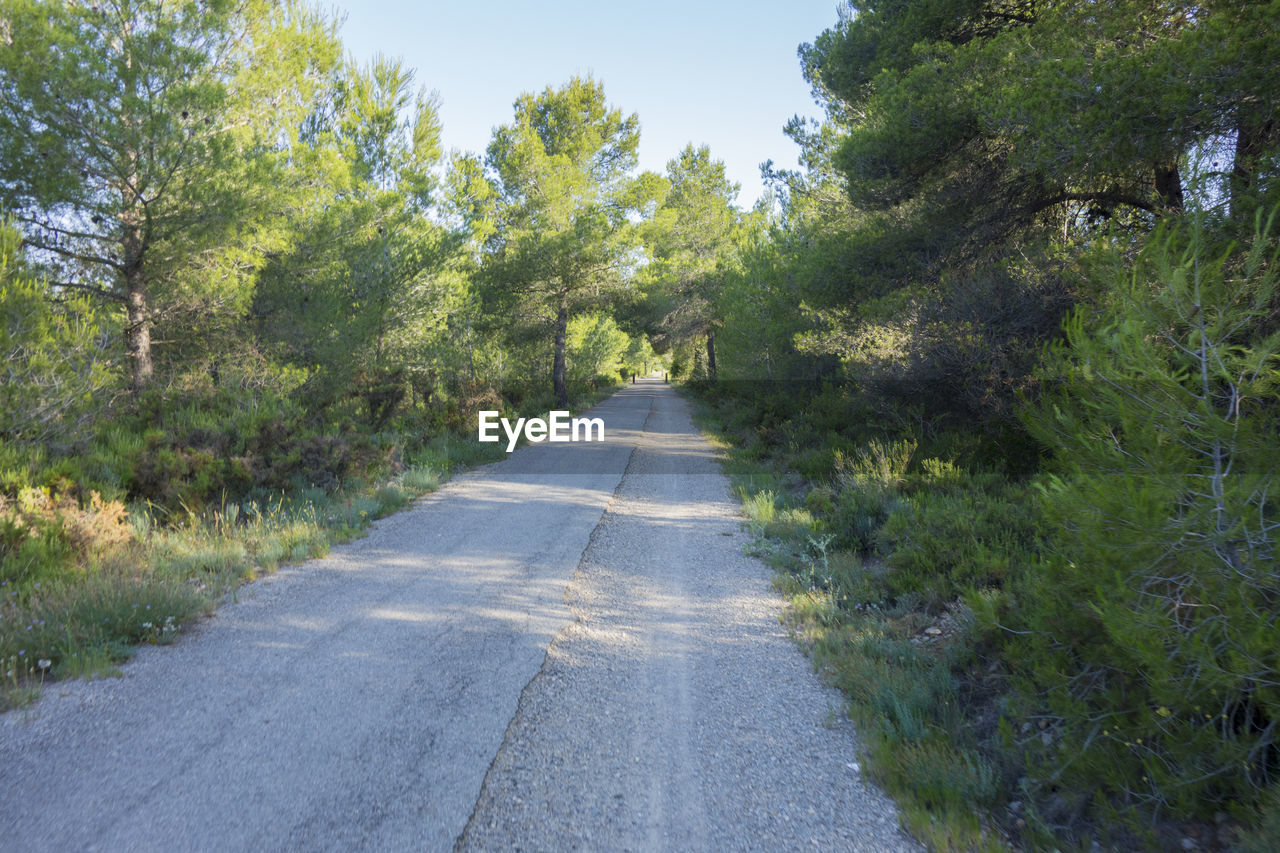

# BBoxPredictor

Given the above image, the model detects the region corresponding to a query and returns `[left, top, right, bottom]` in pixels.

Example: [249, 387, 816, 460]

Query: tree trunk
[124, 269, 152, 391]
[1154, 162, 1183, 212]
[120, 25, 152, 393]
[705, 328, 718, 380]
[466, 321, 476, 383]
[1231, 114, 1275, 220]
[552, 301, 569, 408]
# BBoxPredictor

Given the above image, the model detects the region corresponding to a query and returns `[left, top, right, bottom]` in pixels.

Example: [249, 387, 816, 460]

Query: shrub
[825, 438, 918, 552]
[829, 484, 895, 552]
[125, 387, 388, 511]
[0, 488, 132, 587]
[876, 481, 1038, 608]
[834, 438, 917, 493]
[874, 737, 999, 812]
[1007, 213, 1280, 824]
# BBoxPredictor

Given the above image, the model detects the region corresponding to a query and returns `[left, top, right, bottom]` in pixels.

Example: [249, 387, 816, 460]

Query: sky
[327, 1, 843, 209]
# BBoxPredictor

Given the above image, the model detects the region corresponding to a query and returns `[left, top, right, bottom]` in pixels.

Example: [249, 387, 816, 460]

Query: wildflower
[37, 659, 50, 670]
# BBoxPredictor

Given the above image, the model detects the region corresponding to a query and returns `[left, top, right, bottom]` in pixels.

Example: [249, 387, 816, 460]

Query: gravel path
[458, 385, 916, 851]
[0, 380, 916, 851]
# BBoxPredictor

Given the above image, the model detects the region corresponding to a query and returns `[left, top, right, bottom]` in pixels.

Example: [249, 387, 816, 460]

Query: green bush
[873, 737, 999, 812]
[824, 438, 918, 552]
[791, 444, 833, 481]
[876, 481, 1037, 608]
[829, 484, 895, 552]
[1239, 785, 1280, 852]
[1005, 214, 1280, 824]
[0, 488, 132, 587]
[125, 387, 389, 512]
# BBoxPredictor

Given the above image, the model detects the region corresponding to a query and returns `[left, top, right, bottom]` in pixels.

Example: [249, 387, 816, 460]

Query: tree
[0, 221, 111, 453]
[566, 312, 629, 385]
[481, 76, 654, 406]
[252, 54, 460, 426]
[0, 0, 339, 390]
[789, 1, 1280, 424]
[644, 144, 740, 379]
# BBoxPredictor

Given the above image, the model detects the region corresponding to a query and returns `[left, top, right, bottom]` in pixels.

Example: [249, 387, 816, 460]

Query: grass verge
[687, 386, 1014, 853]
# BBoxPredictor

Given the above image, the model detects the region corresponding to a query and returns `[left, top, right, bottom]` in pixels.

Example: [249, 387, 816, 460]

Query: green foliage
[0, 0, 342, 389]
[1007, 213, 1280, 822]
[1238, 784, 1280, 852]
[124, 383, 389, 512]
[876, 476, 1037, 608]
[0, 222, 113, 454]
[875, 736, 999, 813]
[785, 0, 1280, 435]
[679, 0, 1280, 846]
[480, 76, 654, 406]
[0, 488, 132, 587]
[0, 569, 210, 678]
[0, 0, 675, 729]
[691, 378, 1019, 849]
[255, 53, 463, 423]
[641, 144, 742, 372]
[805, 439, 908, 553]
[566, 312, 630, 384]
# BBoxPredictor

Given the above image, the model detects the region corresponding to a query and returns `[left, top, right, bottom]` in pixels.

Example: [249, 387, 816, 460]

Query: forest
[2, 1, 1278, 849]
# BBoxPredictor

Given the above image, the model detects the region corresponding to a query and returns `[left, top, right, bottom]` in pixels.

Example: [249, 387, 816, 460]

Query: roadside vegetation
[677, 0, 1279, 846]
[0, 370, 622, 711]
[690, 259, 1278, 848]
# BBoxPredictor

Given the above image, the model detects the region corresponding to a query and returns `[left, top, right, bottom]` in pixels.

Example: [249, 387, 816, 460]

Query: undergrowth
[685, 374, 1270, 852]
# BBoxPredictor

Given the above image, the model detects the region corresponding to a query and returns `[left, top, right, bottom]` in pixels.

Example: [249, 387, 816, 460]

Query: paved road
[0, 380, 916, 852]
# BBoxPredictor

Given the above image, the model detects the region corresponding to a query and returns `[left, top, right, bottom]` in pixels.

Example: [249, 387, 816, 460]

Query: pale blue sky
[327, 1, 842, 208]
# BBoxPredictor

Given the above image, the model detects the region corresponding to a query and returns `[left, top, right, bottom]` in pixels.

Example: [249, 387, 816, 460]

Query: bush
[876, 481, 1038, 608]
[824, 438, 917, 552]
[829, 484, 896, 552]
[0, 488, 132, 587]
[1005, 213, 1280, 824]
[873, 737, 999, 812]
[126, 387, 388, 512]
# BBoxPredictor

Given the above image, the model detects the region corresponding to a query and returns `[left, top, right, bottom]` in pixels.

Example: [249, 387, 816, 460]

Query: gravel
[457, 384, 918, 851]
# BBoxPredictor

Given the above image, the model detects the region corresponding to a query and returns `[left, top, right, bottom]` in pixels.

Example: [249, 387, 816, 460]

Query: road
[0, 380, 916, 852]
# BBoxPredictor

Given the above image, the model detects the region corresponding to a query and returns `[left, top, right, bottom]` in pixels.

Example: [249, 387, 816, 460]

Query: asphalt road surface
[0, 380, 917, 852]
